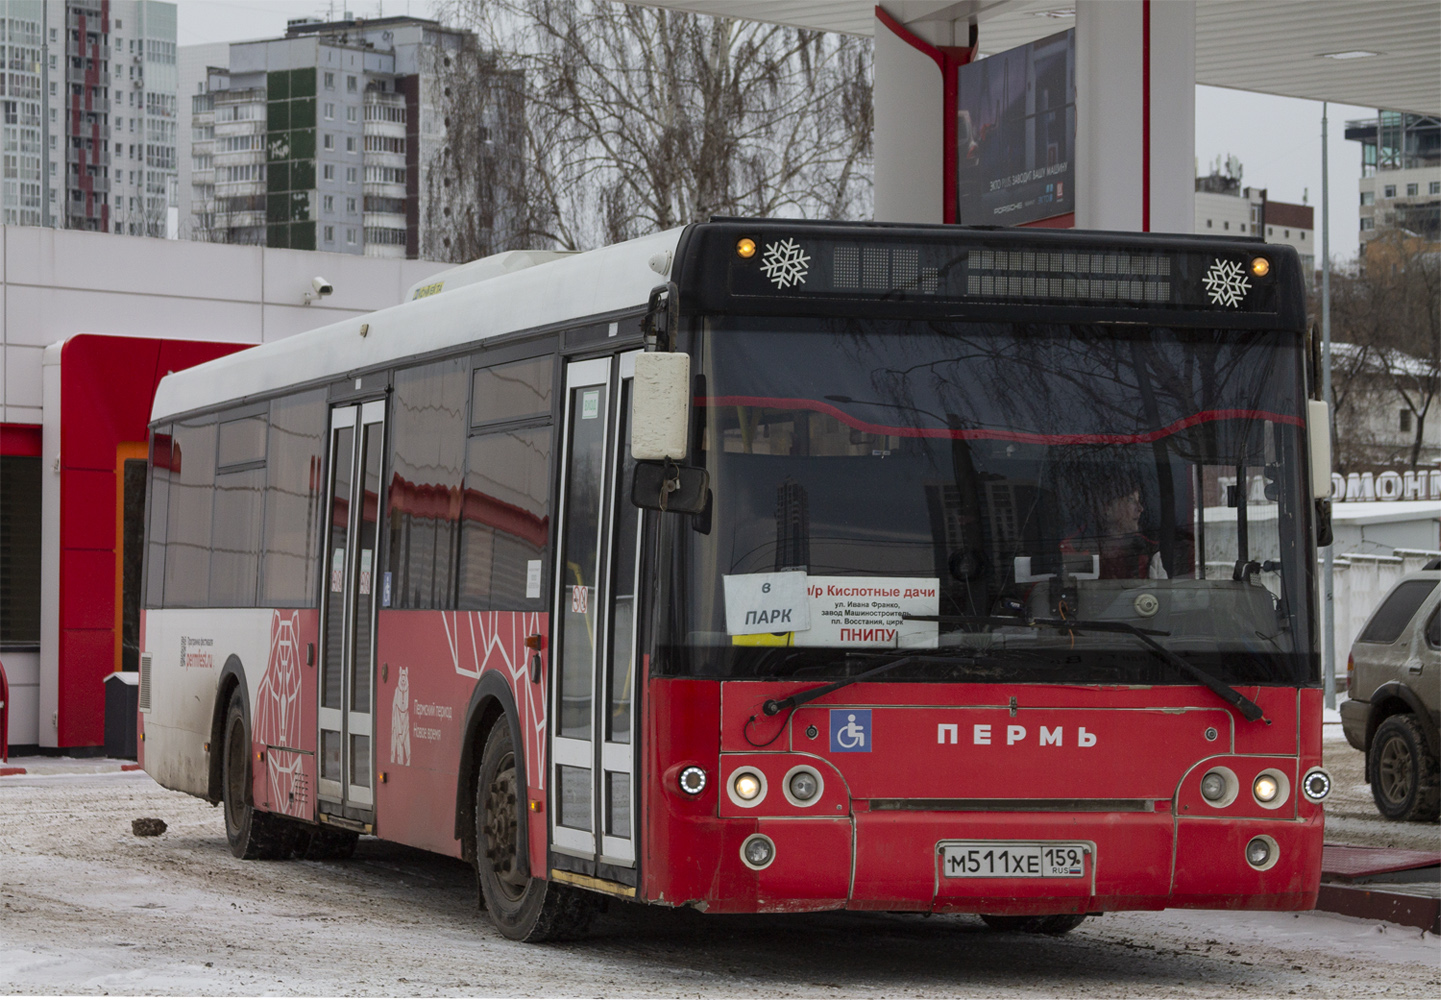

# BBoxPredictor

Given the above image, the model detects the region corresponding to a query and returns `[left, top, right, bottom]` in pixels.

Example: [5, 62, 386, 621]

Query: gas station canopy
[642, 1, 1440, 116]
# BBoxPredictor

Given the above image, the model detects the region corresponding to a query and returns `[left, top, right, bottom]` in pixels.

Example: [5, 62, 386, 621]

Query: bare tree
[1324, 230, 1441, 471]
[434, 0, 873, 252]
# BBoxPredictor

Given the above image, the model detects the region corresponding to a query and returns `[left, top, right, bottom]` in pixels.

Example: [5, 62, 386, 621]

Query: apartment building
[1194, 169, 1314, 276]
[0, 1, 177, 235]
[180, 15, 521, 260]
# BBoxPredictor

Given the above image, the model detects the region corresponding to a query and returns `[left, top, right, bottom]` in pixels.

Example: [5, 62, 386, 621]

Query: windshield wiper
[902, 614, 1270, 724]
[760, 650, 976, 717]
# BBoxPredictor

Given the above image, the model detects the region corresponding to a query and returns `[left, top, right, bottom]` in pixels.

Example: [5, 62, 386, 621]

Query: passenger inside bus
[1062, 475, 1168, 580]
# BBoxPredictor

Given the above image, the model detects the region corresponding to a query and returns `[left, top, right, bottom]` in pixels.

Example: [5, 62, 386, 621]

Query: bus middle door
[317, 399, 386, 828]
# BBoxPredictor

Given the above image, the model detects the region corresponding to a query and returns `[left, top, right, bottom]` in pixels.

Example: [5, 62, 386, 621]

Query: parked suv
[1341, 567, 1441, 822]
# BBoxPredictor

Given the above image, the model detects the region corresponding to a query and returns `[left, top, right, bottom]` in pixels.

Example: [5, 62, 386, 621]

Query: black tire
[1369, 714, 1441, 822]
[475, 723, 596, 941]
[220, 694, 292, 859]
[980, 913, 1087, 935]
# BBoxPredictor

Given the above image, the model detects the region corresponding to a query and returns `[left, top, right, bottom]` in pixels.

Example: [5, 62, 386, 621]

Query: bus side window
[388, 358, 468, 609]
[163, 416, 217, 608]
[260, 390, 328, 607]
[459, 355, 555, 611]
[210, 413, 267, 608]
[144, 424, 172, 609]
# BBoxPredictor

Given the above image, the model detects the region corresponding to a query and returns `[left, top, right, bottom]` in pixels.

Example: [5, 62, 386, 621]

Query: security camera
[311, 276, 333, 297]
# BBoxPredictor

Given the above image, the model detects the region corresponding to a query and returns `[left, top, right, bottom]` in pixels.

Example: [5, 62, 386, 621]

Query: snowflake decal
[759, 238, 811, 289]
[1201, 258, 1251, 308]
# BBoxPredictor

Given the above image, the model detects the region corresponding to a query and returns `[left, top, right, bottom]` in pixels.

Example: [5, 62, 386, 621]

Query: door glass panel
[607, 773, 631, 838]
[321, 730, 342, 781]
[558, 384, 607, 739]
[351, 422, 382, 714]
[323, 425, 354, 709]
[607, 380, 639, 744]
[558, 765, 592, 829]
[350, 735, 371, 788]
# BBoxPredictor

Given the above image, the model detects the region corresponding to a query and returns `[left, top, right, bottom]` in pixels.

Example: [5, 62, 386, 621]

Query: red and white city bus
[140, 220, 1335, 940]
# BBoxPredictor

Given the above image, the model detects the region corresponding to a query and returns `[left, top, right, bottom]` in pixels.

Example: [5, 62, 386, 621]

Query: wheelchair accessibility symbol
[830, 709, 872, 753]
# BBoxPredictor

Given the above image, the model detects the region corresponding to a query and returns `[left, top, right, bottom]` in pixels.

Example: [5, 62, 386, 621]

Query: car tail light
[1345, 652, 1354, 694]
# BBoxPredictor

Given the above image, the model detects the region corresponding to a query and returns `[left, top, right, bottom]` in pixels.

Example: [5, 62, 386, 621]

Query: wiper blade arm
[902, 613, 1270, 724]
[760, 651, 970, 717]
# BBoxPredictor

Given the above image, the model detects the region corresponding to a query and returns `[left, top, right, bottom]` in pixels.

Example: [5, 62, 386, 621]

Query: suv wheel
[1369, 714, 1441, 822]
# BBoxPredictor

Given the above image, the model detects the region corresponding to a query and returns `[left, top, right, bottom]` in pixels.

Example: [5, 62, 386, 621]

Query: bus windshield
[662, 315, 1317, 687]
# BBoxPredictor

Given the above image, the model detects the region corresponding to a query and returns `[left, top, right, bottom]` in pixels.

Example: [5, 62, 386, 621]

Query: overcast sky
[174, 0, 1374, 261]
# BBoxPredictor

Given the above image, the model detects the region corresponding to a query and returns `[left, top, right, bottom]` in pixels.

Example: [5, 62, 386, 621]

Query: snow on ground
[1, 762, 1438, 997]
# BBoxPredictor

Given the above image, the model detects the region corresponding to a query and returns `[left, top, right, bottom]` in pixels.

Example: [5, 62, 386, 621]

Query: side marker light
[736, 237, 757, 259]
[678, 766, 707, 796]
[1302, 768, 1331, 802]
[1250, 257, 1270, 277]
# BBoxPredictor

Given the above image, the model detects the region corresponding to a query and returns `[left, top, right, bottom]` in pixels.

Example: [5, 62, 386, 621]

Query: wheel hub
[483, 756, 527, 901]
[1378, 735, 1414, 802]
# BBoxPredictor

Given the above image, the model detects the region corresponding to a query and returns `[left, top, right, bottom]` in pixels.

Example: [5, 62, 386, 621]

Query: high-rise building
[180, 15, 522, 260]
[0, 1, 177, 234]
[1194, 168, 1314, 276]
[1346, 112, 1441, 246]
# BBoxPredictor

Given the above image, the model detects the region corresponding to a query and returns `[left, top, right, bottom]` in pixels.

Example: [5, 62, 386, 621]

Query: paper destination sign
[723, 571, 811, 635]
[722, 572, 939, 647]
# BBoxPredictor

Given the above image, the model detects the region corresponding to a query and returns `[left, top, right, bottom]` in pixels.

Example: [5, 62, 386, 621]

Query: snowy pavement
[2, 761, 1438, 996]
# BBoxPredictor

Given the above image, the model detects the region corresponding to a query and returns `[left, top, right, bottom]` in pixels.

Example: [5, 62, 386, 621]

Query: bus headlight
[727, 769, 767, 807]
[1198, 766, 1239, 808]
[740, 834, 775, 870]
[783, 765, 823, 806]
[1252, 769, 1289, 809]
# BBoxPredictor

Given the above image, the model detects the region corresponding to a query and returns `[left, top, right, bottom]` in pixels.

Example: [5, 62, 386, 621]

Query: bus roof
[150, 227, 684, 423]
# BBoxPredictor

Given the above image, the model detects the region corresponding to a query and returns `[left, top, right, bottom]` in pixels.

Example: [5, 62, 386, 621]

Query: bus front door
[550, 353, 642, 873]
[317, 400, 386, 826]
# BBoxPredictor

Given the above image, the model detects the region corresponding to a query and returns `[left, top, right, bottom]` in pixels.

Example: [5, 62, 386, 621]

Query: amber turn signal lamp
[737, 237, 757, 259]
[1250, 257, 1270, 277]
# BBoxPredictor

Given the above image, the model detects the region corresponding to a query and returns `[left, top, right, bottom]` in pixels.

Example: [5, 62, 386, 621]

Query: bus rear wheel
[220, 693, 291, 860]
[475, 723, 596, 941]
[980, 914, 1088, 934]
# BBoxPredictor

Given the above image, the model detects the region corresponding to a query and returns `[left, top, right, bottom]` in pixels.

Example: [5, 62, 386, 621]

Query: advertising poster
[955, 29, 1075, 226]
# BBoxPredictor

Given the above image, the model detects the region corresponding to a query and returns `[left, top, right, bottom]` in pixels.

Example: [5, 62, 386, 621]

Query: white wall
[0, 226, 452, 425]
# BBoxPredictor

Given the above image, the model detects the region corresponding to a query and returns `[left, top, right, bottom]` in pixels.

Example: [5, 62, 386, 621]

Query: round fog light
[734, 773, 761, 800]
[1201, 772, 1227, 802]
[789, 771, 818, 801]
[727, 769, 767, 808]
[783, 765, 824, 806]
[1302, 768, 1331, 802]
[678, 766, 707, 796]
[740, 834, 775, 870]
[1253, 775, 1279, 803]
[1245, 835, 1278, 871]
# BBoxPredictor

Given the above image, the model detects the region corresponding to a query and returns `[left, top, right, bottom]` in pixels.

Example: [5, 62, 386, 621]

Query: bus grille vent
[139, 653, 152, 712]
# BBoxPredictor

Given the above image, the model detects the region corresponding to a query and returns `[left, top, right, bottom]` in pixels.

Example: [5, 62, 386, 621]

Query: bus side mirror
[632, 351, 690, 461]
[632, 461, 710, 515]
[1307, 399, 1331, 500]
[1316, 499, 1333, 548]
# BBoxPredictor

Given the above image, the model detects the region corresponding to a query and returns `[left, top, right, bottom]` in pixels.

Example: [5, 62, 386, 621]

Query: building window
[1239, 223, 1246, 232]
[346, 166, 357, 183]
[1300, 231, 1306, 241]
[1432, 181, 1441, 195]
[324, 225, 334, 242]
[347, 196, 356, 213]
[347, 76, 357, 93]
[1361, 191, 1374, 205]
[1401, 410, 1413, 433]
[1205, 219, 1212, 228]
[323, 195, 333, 212]
[323, 134, 333, 150]
[324, 72, 335, 90]
[1361, 217, 1374, 231]
[346, 106, 357, 122]
[323, 164, 334, 180]
[1284, 229, 1290, 238]
[324, 102, 334, 119]
[1267, 226, 1273, 236]
[346, 136, 355, 153]
[1223, 220, 1229, 230]
[1384, 184, 1396, 198]
[1406, 183, 1418, 197]
[346, 227, 357, 245]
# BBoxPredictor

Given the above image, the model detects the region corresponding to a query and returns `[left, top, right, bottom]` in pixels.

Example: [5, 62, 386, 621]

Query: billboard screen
[955, 29, 1075, 227]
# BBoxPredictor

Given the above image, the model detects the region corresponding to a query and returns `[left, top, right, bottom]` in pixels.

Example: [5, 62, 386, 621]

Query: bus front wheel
[221, 693, 291, 860]
[475, 723, 595, 941]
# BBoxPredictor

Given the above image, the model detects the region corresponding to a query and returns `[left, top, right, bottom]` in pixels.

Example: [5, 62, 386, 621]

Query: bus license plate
[940, 841, 1088, 878]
